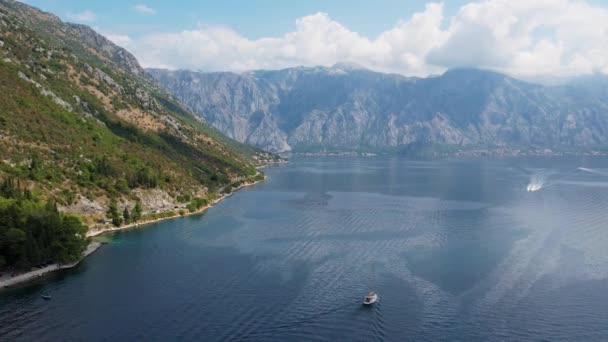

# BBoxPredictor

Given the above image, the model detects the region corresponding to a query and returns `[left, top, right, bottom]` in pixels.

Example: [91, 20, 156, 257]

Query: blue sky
[21, 1, 608, 78]
[26, 0, 472, 39]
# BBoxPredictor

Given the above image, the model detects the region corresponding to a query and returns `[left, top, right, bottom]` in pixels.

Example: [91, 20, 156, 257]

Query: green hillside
[0, 0, 276, 270]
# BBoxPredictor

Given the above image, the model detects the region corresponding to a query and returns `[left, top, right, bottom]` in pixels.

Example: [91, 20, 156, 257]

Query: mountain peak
[331, 62, 368, 71]
[152, 64, 608, 153]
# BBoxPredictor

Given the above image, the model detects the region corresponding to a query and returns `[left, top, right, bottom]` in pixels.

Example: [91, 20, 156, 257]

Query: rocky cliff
[149, 65, 608, 153]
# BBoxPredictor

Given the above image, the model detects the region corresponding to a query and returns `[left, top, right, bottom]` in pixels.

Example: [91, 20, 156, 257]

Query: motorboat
[363, 291, 378, 305]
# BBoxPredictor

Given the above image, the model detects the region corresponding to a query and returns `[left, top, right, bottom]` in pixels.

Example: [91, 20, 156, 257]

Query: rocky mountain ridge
[149, 65, 608, 153]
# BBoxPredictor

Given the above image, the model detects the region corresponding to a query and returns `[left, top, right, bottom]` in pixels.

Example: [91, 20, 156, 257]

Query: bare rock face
[60, 188, 187, 218]
[94, 68, 123, 93]
[61, 195, 105, 216]
[149, 66, 608, 153]
[66, 23, 146, 76]
[134, 87, 161, 112]
[133, 189, 177, 214]
[18, 71, 73, 112]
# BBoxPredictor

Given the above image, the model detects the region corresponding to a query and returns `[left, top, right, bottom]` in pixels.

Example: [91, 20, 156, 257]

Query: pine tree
[131, 201, 142, 222]
[123, 207, 131, 224]
[106, 199, 122, 227]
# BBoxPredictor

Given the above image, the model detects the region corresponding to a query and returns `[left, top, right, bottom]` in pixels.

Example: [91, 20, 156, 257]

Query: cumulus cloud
[114, 0, 608, 78]
[429, 0, 608, 77]
[67, 10, 96, 23]
[132, 4, 156, 15]
[105, 34, 131, 47]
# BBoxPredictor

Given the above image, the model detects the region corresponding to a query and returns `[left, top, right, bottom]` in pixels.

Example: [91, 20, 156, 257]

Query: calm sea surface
[2, 157, 608, 341]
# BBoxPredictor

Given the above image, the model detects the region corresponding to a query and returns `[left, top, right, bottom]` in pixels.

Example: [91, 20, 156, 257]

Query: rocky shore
[1, 177, 266, 289]
[86, 177, 265, 237]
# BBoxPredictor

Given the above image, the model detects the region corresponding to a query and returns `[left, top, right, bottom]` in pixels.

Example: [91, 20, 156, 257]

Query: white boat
[363, 291, 378, 305]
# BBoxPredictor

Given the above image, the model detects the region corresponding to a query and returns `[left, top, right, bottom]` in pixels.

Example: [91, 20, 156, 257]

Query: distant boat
[41, 294, 51, 300]
[363, 246, 379, 306]
[363, 291, 378, 305]
[527, 183, 542, 192]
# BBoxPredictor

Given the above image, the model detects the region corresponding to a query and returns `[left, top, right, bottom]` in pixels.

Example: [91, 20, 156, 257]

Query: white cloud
[105, 34, 131, 47]
[116, 0, 608, 78]
[428, 0, 608, 77]
[132, 4, 156, 15]
[67, 10, 97, 23]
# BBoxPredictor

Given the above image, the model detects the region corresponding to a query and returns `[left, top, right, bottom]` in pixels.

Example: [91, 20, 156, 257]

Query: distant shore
[282, 148, 608, 158]
[1, 177, 266, 289]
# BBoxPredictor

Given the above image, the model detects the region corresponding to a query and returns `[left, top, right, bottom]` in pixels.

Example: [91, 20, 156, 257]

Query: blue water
[2, 157, 608, 341]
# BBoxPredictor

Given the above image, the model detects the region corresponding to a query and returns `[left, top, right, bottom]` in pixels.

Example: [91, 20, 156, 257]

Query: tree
[115, 178, 130, 194]
[134, 166, 158, 188]
[4, 228, 27, 268]
[53, 215, 88, 263]
[93, 155, 115, 177]
[0, 178, 89, 271]
[1, 177, 22, 199]
[131, 201, 142, 222]
[123, 207, 131, 224]
[106, 199, 122, 227]
[28, 155, 41, 181]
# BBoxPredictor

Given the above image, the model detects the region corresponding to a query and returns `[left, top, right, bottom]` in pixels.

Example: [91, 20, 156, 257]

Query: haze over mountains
[149, 65, 608, 153]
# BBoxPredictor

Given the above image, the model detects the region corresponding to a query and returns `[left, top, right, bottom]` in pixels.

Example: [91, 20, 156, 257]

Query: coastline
[86, 177, 265, 237]
[0, 242, 102, 289]
[0, 177, 266, 289]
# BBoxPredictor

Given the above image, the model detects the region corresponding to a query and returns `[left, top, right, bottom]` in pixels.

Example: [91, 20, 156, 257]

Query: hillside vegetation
[0, 0, 276, 270]
[0, 178, 88, 270]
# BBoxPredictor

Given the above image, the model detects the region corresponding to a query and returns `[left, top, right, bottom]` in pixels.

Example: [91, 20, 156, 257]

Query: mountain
[149, 65, 608, 154]
[0, 0, 276, 226]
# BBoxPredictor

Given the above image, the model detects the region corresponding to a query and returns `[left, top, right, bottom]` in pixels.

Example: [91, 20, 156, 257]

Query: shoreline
[86, 177, 265, 237]
[0, 242, 102, 289]
[0, 177, 266, 289]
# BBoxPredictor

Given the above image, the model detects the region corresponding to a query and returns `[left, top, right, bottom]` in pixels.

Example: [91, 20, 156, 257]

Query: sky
[22, 0, 608, 79]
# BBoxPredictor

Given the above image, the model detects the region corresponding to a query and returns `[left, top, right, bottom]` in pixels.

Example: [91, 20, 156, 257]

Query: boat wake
[526, 183, 543, 192]
[525, 167, 583, 192]
[526, 174, 546, 192]
[578, 167, 608, 177]
[251, 301, 360, 335]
